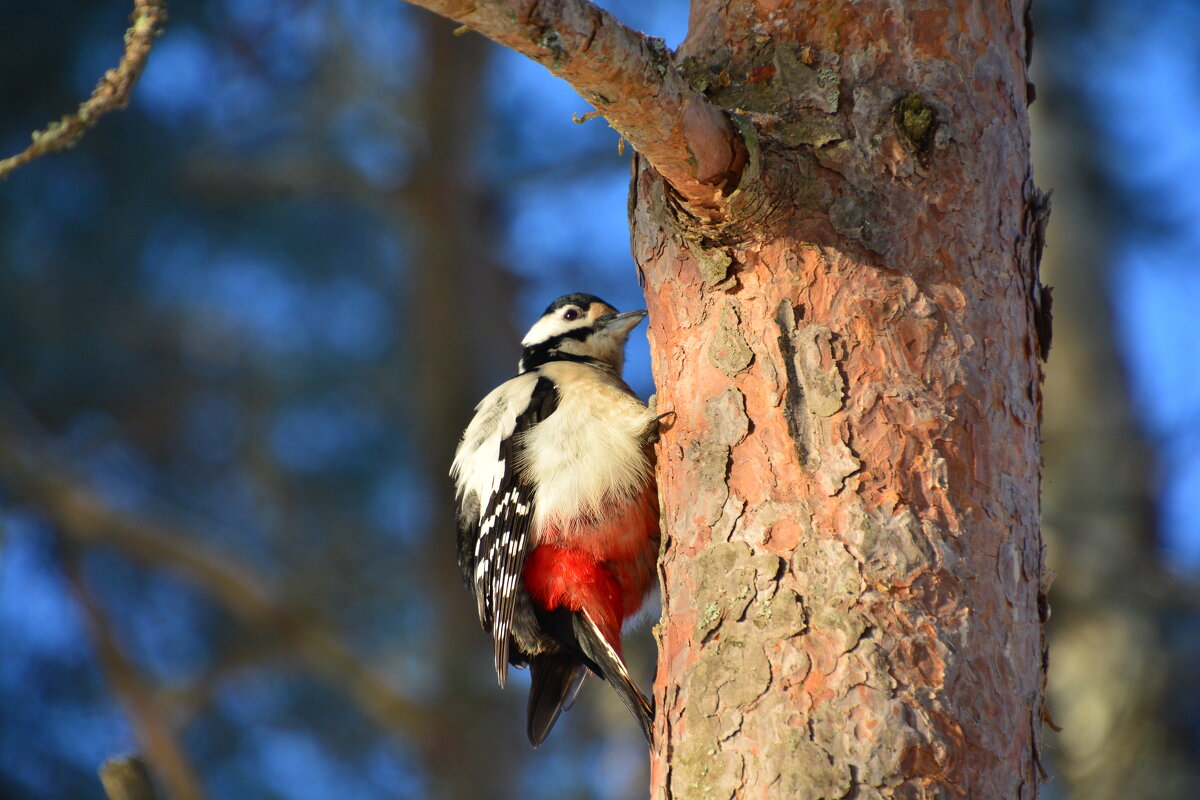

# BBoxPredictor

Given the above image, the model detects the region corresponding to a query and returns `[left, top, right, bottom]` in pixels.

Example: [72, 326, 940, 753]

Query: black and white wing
[451, 372, 559, 685]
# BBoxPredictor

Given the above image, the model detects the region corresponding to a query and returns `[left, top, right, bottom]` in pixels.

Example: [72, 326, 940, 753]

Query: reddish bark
[635, 2, 1046, 796]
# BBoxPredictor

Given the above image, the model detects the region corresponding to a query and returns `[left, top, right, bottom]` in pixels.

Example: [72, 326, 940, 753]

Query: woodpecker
[451, 293, 659, 746]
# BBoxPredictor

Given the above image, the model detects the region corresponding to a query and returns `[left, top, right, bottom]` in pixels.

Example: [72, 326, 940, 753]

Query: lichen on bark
[708, 302, 753, 376]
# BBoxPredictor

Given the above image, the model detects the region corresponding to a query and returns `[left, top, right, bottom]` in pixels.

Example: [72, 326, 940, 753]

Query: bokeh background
[1, 1, 1197, 799]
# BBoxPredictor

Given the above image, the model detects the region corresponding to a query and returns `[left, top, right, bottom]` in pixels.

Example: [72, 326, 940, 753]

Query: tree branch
[100, 756, 167, 800]
[0, 0, 168, 180]
[402, 0, 747, 222]
[62, 550, 207, 800]
[0, 389, 426, 739]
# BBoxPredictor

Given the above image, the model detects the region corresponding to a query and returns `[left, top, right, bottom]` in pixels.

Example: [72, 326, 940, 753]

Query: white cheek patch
[520, 315, 591, 347]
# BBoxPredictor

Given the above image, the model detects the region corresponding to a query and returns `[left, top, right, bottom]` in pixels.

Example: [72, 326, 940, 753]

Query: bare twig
[62, 549, 207, 800]
[0, 0, 168, 180]
[401, 0, 747, 222]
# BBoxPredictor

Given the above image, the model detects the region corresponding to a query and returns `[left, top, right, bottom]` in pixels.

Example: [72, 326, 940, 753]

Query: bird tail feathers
[573, 609, 654, 744]
[527, 654, 587, 746]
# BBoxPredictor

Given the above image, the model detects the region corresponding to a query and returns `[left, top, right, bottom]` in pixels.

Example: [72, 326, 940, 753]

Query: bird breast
[518, 362, 655, 536]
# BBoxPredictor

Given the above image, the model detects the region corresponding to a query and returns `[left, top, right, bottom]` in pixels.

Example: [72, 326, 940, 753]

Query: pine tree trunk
[634, 3, 1047, 797]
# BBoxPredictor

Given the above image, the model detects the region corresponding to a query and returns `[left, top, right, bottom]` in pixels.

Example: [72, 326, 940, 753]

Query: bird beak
[599, 309, 648, 337]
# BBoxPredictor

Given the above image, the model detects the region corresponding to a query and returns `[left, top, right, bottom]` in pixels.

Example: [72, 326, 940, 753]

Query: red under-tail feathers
[522, 485, 658, 744]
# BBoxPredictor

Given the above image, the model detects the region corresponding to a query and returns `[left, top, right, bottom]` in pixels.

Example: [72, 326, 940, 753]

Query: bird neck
[520, 342, 616, 374]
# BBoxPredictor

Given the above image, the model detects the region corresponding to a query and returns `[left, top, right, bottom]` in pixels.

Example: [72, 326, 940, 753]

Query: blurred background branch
[62, 548, 207, 800]
[0, 383, 428, 739]
[100, 756, 167, 800]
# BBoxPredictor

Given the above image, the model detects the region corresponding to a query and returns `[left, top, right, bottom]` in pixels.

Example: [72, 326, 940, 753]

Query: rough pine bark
[402, 1, 1047, 797]
[637, 3, 1047, 797]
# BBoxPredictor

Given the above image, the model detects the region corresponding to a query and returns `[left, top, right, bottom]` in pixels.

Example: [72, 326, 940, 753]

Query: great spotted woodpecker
[451, 293, 659, 745]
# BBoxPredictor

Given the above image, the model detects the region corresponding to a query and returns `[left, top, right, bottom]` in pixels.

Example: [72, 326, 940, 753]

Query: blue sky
[1082, 4, 1200, 566]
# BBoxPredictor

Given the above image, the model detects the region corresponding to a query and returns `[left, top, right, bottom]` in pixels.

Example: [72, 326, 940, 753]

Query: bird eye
[562, 308, 580, 321]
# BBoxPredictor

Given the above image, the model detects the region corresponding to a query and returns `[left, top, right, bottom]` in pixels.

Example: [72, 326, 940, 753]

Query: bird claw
[645, 409, 675, 445]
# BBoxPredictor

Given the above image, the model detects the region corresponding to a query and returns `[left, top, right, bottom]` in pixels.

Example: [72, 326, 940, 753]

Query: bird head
[519, 293, 647, 374]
